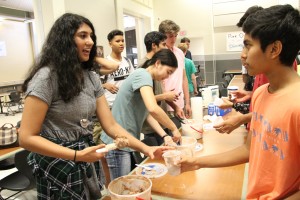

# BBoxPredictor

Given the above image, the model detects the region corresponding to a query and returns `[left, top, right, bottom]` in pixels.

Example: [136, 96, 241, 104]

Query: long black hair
[141, 49, 178, 69]
[22, 13, 97, 102]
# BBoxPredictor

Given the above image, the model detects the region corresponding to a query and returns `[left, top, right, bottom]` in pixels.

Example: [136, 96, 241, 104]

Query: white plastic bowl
[108, 175, 152, 200]
[181, 119, 203, 139]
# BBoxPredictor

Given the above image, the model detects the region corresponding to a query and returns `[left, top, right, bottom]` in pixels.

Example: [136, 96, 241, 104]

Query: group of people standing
[18, 13, 193, 199]
[17, 4, 300, 200]
[98, 20, 202, 182]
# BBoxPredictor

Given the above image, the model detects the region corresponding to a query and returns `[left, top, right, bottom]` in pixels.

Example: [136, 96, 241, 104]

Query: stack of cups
[208, 85, 219, 102]
[201, 88, 213, 107]
[191, 97, 203, 121]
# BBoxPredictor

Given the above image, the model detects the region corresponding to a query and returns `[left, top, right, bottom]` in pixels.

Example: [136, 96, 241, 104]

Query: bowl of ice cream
[108, 175, 152, 200]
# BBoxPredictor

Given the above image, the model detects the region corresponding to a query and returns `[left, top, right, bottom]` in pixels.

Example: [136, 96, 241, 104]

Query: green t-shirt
[101, 68, 153, 151]
[184, 58, 197, 92]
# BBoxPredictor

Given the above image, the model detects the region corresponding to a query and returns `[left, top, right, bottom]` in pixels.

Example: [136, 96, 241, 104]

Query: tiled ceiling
[0, 0, 33, 12]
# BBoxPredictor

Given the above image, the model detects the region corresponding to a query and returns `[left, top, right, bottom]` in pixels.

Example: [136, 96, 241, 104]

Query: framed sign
[96, 46, 104, 58]
[226, 32, 244, 51]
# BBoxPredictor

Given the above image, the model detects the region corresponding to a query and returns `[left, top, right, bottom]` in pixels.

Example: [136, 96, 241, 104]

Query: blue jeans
[105, 149, 132, 180]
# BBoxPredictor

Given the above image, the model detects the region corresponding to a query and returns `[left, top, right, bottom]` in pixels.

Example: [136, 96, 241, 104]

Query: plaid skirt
[28, 135, 102, 200]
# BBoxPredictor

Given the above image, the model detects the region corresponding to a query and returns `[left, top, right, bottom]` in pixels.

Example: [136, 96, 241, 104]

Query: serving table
[102, 125, 249, 200]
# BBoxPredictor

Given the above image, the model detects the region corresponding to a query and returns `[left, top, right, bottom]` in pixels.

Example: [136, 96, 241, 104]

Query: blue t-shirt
[101, 68, 153, 151]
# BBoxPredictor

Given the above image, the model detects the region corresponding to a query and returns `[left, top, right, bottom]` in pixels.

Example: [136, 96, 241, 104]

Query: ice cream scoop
[96, 136, 129, 153]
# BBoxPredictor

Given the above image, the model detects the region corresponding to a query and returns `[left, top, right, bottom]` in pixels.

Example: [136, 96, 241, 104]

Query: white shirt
[104, 55, 134, 107]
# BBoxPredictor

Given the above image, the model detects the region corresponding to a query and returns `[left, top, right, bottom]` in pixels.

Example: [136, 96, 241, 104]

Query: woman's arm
[145, 114, 175, 145]
[140, 86, 181, 141]
[96, 95, 148, 152]
[96, 95, 172, 157]
[95, 57, 119, 75]
[140, 86, 177, 131]
[19, 96, 106, 163]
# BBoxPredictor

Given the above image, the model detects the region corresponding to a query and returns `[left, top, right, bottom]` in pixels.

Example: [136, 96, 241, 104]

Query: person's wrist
[161, 134, 169, 139]
[73, 150, 77, 162]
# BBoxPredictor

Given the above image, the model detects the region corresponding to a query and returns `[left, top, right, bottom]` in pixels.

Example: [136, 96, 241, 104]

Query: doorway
[123, 15, 137, 68]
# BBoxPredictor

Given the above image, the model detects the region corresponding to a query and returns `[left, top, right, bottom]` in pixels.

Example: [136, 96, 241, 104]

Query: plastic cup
[162, 150, 181, 176]
[227, 86, 239, 100]
[175, 136, 197, 156]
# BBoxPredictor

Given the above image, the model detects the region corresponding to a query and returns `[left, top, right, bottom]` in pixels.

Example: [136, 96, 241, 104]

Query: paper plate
[195, 143, 203, 152]
[135, 163, 168, 179]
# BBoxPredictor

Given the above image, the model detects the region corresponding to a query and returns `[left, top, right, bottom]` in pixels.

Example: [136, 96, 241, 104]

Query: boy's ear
[270, 40, 282, 58]
[152, 43, 156, 50]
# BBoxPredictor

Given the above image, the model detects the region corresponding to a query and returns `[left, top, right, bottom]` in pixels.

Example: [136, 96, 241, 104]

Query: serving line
[129, 125, 248, 200]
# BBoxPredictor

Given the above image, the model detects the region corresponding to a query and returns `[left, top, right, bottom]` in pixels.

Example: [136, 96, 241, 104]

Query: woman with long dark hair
[19, 13, 170, 199]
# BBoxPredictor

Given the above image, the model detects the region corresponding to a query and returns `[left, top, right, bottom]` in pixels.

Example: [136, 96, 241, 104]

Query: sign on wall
[226, 31, 244, 51]
[0, 41, 7, 56]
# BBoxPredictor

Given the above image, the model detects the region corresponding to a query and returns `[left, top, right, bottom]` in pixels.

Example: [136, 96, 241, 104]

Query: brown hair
[177, 43, 188, 53]
[158, 20, 180, 34]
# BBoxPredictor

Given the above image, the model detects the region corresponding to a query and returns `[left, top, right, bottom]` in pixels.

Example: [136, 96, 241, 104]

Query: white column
[32, 0, 66, 56]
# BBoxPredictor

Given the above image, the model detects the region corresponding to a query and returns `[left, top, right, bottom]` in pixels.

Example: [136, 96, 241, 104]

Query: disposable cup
[175, 136, 197, 157]
[227, 86, 239, 100]
[162, 150, 181, 176]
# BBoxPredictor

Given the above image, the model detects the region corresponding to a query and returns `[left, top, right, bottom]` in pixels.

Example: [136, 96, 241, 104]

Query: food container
[175, 136, 197, 157]
[227, 85, 239, 100]
[108, 175, 152, 200]
[181, 119, 203, 139]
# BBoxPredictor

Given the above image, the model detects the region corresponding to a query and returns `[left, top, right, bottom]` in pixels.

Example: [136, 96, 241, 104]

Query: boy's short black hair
[243, 4, 300, 66]
[144, 31, 167, 52]
[237, 6, 263, 28]
[107, 29, 123, 41]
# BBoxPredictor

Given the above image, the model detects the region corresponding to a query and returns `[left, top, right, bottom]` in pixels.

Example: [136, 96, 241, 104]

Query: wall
[65, 0, 117, 57]
[35, 0, 153, 58]
[0, 20, 34, 87]
[1, 0, 299, 87]
[213, 0, 299, 83]
[153, 0, 216, 83]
